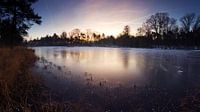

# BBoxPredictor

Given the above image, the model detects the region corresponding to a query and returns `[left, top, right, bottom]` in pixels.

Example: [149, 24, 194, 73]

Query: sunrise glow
[29, 0, 200, 39]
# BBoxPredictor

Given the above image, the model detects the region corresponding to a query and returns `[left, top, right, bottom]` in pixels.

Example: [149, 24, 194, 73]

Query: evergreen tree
[0, 0, 41, 45]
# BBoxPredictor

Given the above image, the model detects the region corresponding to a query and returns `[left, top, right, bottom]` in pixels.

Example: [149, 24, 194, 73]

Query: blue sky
[28, 0, 200, 39]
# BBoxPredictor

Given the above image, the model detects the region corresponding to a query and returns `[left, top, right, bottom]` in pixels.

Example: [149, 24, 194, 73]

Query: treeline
[28, 12, 200, 49]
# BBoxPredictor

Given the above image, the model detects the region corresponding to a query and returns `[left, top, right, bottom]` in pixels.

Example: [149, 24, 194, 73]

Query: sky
[28, 0, 200, 40]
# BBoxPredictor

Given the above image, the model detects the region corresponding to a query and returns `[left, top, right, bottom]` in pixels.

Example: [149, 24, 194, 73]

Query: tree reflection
[33, 47, 200, 92]
[122, 52, 129, 69]
[61, 50, 67, 59]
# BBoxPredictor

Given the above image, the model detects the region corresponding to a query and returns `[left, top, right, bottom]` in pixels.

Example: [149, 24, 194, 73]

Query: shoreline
[28, 45, 200, 51]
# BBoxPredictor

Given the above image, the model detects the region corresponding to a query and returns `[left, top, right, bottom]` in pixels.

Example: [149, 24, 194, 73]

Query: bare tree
[146, 14, 159, 35]
[168, 18, 178, 32]
[193, 16, 200, 31]
[180, 13, 195, 33]
[146, 13, 170, 37]
[70, 28, 81, 38]
[123, 25, 130, 36]
[60, 32, 67, 39]
[137, 23, 152, 37]
[156, 13, 170, 34]
[144, 12, 177, 39]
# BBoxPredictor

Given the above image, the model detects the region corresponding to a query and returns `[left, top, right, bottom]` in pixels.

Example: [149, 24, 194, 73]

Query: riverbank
[0, 47, 95, 111]
[0, 47, 75, 111]
[0, 47, 43, 111]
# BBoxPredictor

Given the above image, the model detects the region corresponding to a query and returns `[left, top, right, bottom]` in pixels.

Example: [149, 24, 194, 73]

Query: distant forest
[28, 12, 200, 49]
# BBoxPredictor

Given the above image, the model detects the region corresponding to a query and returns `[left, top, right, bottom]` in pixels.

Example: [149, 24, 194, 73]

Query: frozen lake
[33, 47, 200, 87]
[32, 47, 200, 111]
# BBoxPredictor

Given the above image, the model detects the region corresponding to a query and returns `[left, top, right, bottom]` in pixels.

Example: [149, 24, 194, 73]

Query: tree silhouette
[180, 13, 196, 33]
[60, 32, 67, 39]
[167, 18, 178, 33]
[145, 13, 177, 40]
[136, 23, 151, 37]
[123, 25, 130, 36]
[193, 16, 200, 31]
[0, 0, 41, 45]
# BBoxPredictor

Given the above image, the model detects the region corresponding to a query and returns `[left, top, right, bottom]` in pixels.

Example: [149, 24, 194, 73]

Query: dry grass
[0, 47, 44, 111]
[0, 47, 81, 112]
[0, 47, 37, 86]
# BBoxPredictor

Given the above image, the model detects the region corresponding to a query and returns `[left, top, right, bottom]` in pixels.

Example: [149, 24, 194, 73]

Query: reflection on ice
[33, 47, 200, 88]
[32, 47, 200, 111]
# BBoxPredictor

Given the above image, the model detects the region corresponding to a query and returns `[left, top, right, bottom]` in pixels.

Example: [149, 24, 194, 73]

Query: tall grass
[0, 47, 44, 111]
